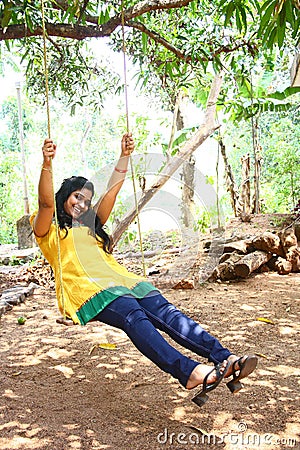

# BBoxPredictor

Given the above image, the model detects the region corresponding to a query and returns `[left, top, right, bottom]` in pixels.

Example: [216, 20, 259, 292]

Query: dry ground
[0, 215, 300, 450]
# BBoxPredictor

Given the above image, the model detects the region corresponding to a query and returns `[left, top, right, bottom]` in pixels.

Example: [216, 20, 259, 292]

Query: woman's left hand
[121, 132, 135, 156]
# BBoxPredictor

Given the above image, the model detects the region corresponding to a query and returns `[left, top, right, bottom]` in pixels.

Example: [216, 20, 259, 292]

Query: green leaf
[236, 3, 247, 31]
[279, 0, 286, 27]
[235, 6, 242, 31]
[224, 2, 235, 27]
[260, 20, 275, 45]
[258, 1, 277, 33]
[285, 0, 294, 25]
[1, 1, 13, 29]
[165, 62, 173, 79]
[189, 1, 197, 14]
[24, 10, 35, 33]
[277, 22, 286, 48]
[141, 32, 147, 54]
[260, 0, 277, 13]
[268, 86, 300, 100]
[4, 39, 10, 51]
[267, 26, 277, 49]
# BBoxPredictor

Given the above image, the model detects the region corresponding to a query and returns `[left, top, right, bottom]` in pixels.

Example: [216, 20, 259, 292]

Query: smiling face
[63, 188, 93, 220]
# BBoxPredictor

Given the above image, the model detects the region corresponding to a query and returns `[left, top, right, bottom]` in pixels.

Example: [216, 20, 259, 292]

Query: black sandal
[226, 355, 258, 394]
[192, 361, 229, 407]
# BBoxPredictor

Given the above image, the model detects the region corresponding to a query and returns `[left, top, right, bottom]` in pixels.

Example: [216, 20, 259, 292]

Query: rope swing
[120, 1, 146, 277]
[40, 0, 146, 320]
[41, 0, 67, 320]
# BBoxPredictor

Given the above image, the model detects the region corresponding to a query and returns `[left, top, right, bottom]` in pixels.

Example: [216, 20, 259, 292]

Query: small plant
[194, 210, 210, 234]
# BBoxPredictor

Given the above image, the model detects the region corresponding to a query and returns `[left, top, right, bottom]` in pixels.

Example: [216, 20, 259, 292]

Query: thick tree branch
[0, 23, 108, 40]
[0, 0, 194, 40]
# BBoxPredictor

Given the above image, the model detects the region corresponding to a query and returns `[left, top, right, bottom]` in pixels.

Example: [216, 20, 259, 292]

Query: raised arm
[33, 139, 57, 237]
[94, 133, 134, 225]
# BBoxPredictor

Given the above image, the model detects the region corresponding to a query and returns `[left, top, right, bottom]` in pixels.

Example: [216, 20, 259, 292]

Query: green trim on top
[76, 281, 159, 325]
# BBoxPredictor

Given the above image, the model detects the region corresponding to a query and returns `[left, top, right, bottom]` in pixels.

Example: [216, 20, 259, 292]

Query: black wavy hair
[55, 176, 111, 253]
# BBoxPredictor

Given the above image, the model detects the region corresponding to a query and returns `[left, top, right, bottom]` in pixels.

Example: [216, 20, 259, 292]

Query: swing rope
[40, 0, 146, 319]
[121, 1, 146, 277]
[41, 0, 67, 320]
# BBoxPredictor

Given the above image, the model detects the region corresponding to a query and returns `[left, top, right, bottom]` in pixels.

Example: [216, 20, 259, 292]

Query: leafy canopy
[0, 1, 299, 110]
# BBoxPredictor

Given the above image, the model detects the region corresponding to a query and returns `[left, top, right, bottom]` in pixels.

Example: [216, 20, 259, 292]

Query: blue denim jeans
[93, 292, 232, 387]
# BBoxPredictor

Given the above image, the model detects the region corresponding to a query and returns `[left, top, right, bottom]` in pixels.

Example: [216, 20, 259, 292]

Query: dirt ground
[0, 215, 300, 450]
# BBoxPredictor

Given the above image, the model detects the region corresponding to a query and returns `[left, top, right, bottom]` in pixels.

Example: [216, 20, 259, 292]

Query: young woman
[30, 134, 258, 407]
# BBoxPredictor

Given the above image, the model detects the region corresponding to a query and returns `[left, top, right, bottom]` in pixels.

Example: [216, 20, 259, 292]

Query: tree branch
[0, 0, 194, 40]
[128, 21, 189, 62]
[0, 23, 107, 40]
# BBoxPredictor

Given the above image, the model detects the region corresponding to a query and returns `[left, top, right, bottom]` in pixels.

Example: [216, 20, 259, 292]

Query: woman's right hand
[42, 139, 57, 164]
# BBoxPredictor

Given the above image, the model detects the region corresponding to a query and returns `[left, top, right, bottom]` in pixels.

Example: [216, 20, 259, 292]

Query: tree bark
[219, 138, 239, 216]
[111, 72, 224, 246]
[294, 223, 300, 242]
[278, 228, 298, 256]
[239, 153, 251, 215]
[252, 231, 284, 256]
[234, 250, 272, 278]
[181, 155, 195, 227]
[252, 117, 262, 214]
[211, 252, 243, 281]
[177, 97, 196, 229]
[274, 257, 293, 275]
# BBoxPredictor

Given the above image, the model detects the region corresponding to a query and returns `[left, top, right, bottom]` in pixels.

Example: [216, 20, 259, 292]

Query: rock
[0, 282, 38, 319]
[172, 279, 195, 289]
[16, 214, 36, 249]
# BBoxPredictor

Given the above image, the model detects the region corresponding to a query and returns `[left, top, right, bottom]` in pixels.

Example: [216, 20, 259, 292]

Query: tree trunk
[111, 72, 224, 246]
[171, 92, 196, 228]
[252, 117, 262, 214]
[239, 154, 251, 215]
[234, 250, 272, 278]
[181, 155, 195, 227]
[211, 252, 243, 281]
[167, 90, 183, 159]
[16, 82, 30, 215]
[219, 138, 239, 216]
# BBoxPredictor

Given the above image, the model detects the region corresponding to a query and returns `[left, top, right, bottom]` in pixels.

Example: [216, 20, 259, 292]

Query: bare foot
[186, 360, 228, 390]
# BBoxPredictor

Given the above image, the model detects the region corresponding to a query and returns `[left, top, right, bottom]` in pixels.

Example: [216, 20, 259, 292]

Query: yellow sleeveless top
[30, 212, 158, 325]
